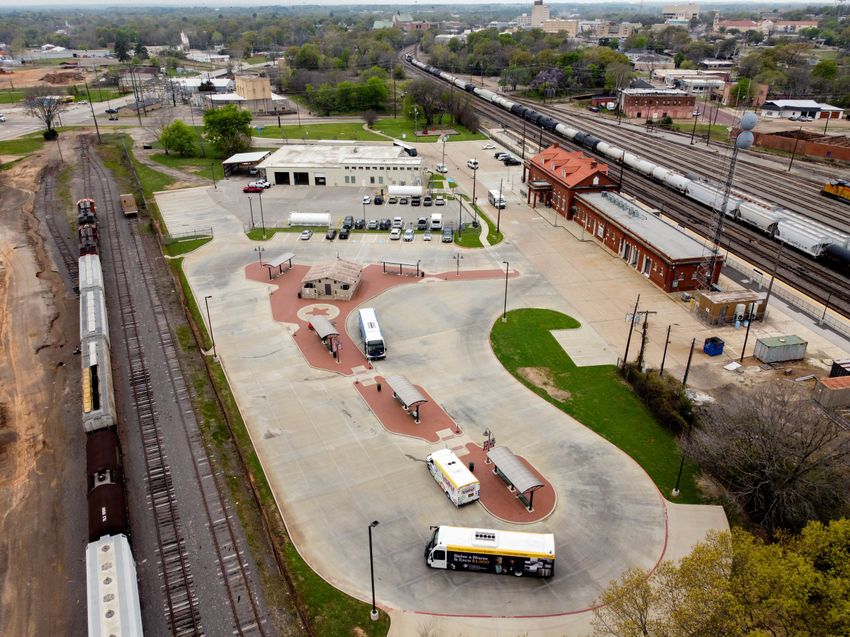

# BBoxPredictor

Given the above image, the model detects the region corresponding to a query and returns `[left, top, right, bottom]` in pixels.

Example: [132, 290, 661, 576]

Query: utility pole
[787, 125, 803, 171]
[659, 324, 672, 376]
[84, 81, 102, 143]
[682, 337, 696, 386]
[622, 295, 640, 368]
[636, 310, 657, 370]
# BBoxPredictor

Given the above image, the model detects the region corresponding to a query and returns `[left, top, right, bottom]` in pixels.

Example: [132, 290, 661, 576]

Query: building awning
[528, 180, 553, 190]
[309, 316, 339, 341]
[486, 447, 543, 495]
[385, 375, 427, 409]
[223, 151, 272, 165]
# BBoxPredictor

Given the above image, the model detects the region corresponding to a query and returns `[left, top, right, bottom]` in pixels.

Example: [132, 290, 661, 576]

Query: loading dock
[486, 446, 545, 512]
[385, 374, 427, 423]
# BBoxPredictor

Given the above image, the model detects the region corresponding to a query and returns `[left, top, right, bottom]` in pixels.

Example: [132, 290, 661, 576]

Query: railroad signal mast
[696, 112, 758, 291]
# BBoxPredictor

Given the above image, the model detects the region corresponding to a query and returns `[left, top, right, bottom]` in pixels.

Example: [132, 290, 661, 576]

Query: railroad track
[39, 161, 79, 282]
[518, 98, 850, 233]
[402, 55, 850, 319]
[78, 137, 269, 636]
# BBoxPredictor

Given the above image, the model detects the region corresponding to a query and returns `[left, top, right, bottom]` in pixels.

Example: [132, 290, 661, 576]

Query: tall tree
[684, 383, 850, 533]
[24, 89, 68, 139]
[159, 120, 196, 156]
[202, 105, 252, 157]
[114, 33, 131, 63]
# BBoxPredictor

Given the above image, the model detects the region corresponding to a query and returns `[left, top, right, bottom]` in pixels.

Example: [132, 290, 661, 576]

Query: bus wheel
[513, 569, 523, 577]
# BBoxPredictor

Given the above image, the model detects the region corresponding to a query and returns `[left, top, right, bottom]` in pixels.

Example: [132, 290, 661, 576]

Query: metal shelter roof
[222, 151, 272, 165]
[267, 252, 295, 269]
[385, 375, 427, 408]
[309, 316, 339, 340]
[486, 447, 544, 495]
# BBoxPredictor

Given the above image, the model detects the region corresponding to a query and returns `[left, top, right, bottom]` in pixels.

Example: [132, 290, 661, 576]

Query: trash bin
[703, 337, 725, 356]
[468, 462, 475, 473]
[376, 383, 382, 392]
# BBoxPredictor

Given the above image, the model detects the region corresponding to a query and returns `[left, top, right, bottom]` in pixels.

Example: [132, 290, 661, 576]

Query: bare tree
[24, 88, 69, 139]
[683, 383, 850, 533]
[362, 110, 378, 128]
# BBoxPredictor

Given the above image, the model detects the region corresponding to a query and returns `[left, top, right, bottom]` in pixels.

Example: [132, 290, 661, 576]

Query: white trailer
[388, 185, 424, 197]
[288, 212, 331, 227]
[426, 449, 479, 506]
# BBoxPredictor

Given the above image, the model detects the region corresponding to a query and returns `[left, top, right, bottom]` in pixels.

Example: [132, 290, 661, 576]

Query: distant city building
[118, 67, 158, 92]
[542, 19, 579, 36]
[760, 99, 843, 120]
[169, 77, 234, 103]
[618, 88, 695, 120]
[204, 75, 292, 115]
[628, 52, 676, 72]
[179, 31, 190, 52]
[516, 14, 532, 28]
[714, 15, 816, 35]
[531, 0, 550, 28]
[675, 77, 726, 96]
[661, 3, 700, 20]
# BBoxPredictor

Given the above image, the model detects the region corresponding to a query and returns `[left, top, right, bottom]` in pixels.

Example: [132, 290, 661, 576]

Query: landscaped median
[490, 308, 700, 503]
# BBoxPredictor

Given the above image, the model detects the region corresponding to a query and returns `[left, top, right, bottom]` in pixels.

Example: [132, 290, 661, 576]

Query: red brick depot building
[523, 145, 617, 215]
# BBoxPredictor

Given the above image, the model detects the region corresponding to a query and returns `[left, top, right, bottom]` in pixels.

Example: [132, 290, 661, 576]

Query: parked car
[392, 216, 404, 228]
[435, 196, 445, 206]
[503, 156, 522, 166]
[243, 184, 264, 193]
[423, 195, 433, 206]
[442, 227, 454, 243]
[481, 143, 496, 150]
[588, 106, 600, 112]
[388, 196, 398, 204]
[379, 218, 392, 230]
[789, 115, 800, 121]
[367, 219, 379, 230]
[342, 215, 354, 229]
[355, 218, 366, 230]
[466, 159, 479, 169]
[0, 113, 7, 122]
[339, 227, 350, 239]
[105, 108, 118, 114]
[363, 195, 371, 204]
[326, 228, 337, 240]
[417, 217, 429, 230]
[249, 179, 271, 189]
[423, 231, 432, 242]
[495, 151, 509, 160]
[300, 229, 313, 240]
[398, 196, 409, 205]
[403, 228, 415, 242]
[435, 164, 448, 174]
[374, 195, 384, 205]
[390, 228, 401, 240]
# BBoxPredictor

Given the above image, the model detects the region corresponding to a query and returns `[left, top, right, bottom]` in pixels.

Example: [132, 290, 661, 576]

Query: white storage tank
[288, 212, 331, 227]
[388, 185, 424, 197]
[754, 335, 808, 364]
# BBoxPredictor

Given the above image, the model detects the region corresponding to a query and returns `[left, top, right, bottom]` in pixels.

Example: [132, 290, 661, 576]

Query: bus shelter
[308, 316, 341, 362]
[264, 252, 295, 280]
[486, 446, 544, 512]
[380, 258, 421, 277]
[385, 374, 427, 423]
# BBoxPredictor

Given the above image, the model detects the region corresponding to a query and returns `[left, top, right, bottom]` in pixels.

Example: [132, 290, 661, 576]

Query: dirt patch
[517, 366, 572, 402]
[0, 65, 98, 89]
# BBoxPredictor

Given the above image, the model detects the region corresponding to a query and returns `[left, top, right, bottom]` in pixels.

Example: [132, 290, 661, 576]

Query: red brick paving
[455, 443, 556, 524]
[244, 261, 515, 376]
[354, 375, 462, 443]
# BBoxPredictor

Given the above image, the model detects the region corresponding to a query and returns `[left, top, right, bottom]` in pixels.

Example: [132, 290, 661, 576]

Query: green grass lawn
[0, 137, 45, 155]
[150, 152, 221, 176]
[491, 308, 700, 503]
[256, 123, 384, 141]
[372, 117, 486, 142]
[76, 87, 124, 103]
[0, 89, 25, 104]
[670, 122, 730, 144]
[164, 237, 213, 257]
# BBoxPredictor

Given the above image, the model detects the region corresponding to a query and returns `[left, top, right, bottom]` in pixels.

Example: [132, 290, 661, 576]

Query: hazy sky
[3, 0, 825, 7]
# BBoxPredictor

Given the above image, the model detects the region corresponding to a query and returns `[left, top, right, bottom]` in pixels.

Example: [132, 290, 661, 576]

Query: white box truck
[426, 449, 479, 506]
[430, 213, 443, 230]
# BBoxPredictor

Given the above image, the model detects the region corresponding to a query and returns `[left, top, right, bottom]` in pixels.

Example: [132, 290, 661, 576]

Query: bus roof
[358, 307, 383, 342]
[429, 449, 478, 490]
[437, 525, 555, 559]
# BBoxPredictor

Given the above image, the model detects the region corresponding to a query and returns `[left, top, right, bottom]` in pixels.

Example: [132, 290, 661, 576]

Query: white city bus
[358, 308, 386, 360]
[424, 525, 555, 577]
[488, 189, 506, 209]
[426, 449, 480, 506]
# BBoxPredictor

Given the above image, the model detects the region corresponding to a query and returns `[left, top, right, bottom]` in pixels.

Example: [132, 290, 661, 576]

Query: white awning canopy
[309, 316, 339, 341]
[487, 446, 544, 495]
[385, 375, 427, 409]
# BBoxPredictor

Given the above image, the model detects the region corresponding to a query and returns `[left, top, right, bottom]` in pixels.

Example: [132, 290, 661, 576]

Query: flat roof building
[258, 144, 424, 188]
[572, 191, 723, 292]
[618, 88, 695, 120]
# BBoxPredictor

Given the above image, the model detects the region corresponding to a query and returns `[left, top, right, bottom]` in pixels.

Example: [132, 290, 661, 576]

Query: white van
[426, 449, 480, 507]
[466, 159, 479, 169]
[430, 213, 443, 230]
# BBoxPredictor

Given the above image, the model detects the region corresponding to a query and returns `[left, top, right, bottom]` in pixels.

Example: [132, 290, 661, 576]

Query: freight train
[822, 179, 850, 205]
[75, 198, 143, 637]
[406, 54, 850, 273]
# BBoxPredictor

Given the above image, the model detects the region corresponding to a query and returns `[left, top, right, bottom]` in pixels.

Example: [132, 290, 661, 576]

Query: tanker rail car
[405, 54, 850, 272]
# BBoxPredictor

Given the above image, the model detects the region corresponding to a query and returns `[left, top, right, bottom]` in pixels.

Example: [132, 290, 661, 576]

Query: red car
[243, 184, 264, 193]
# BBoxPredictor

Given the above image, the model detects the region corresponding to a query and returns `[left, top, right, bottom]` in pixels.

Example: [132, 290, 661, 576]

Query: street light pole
[496, 178, 503, 233]
[454, 253, 463, 276]
[413, 107, 419, 137]
[471, 166, 478, 224]
[258, 191, 266, 238]
[254, 245, 265, 266]
[501, 261, 510, 321]
[368, 521, 380, 622]
[248, 196, 255, 228]
[203, 295, 216, 358]
[690, 111, 700, 145]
